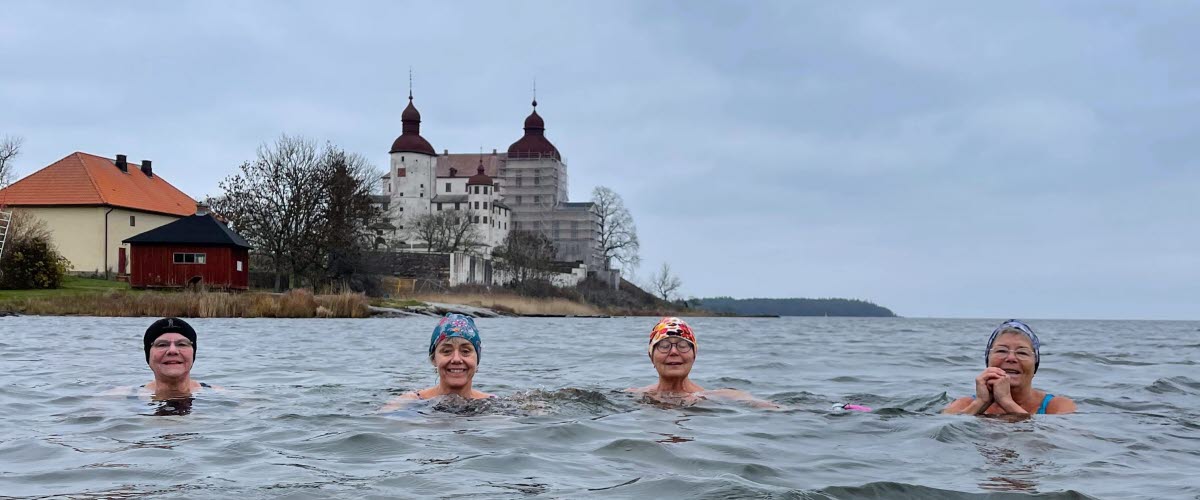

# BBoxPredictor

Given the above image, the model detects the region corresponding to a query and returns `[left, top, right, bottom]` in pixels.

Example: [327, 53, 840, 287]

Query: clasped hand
[973, 367, 1014, 413]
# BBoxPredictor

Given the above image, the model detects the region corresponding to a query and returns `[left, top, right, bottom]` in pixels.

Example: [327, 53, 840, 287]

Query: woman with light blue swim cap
[944, 320, 1076, 415]
[382, 314, 493, 410]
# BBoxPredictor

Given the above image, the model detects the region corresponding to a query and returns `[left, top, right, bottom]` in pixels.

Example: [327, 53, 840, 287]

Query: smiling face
[431, 337, 478, 390]
[651, 338, 695, 380]
[987, 332, 1037, 389]
[148, 332, 194, 380]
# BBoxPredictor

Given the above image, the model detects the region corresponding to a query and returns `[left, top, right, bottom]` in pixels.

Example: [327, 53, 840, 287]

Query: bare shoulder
[627, 385, 655, 394]
[379, 392, 421, 412]
[704, 388, 782, 409]
[1046, 395, 1077, 414]
[943, 396, 975, 413]
[472, 390, 495, 399]
[704, 388, 753, 399]
[99, 385, 138, 397]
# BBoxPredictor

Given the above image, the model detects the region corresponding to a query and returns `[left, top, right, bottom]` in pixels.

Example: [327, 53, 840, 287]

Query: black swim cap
[143, 317, 197, 363]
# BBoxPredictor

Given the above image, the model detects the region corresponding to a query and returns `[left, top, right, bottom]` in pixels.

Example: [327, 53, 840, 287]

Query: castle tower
[503, 100, 569, 227]
[501, 99, 601, 268]
[388, 92, 437, 223]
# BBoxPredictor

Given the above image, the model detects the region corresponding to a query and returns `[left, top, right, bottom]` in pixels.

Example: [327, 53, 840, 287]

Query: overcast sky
[2, 1, 1196, 320]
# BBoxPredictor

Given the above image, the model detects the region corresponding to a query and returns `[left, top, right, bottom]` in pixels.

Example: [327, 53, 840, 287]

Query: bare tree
[0, 135, 23, 187]
[649, 262, 682, 301]
[316, 147, 386, 289]
[6, 210, 52, 245]
[591, 186, 640, 271]
[494, 230, 557, 292]
[208, 135, 328, 291]
[408, 210, 481, 254]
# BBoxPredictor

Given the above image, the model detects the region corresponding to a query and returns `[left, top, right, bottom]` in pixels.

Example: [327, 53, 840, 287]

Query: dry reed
[8, 288, 371, 318]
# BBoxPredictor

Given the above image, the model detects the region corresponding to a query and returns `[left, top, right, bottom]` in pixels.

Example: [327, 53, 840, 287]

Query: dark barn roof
[124, 213, 252, 249]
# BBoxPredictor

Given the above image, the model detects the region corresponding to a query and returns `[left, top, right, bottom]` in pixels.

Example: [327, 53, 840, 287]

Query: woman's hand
[986, 375, 1029, 414]
[973, 368, 1005, 411]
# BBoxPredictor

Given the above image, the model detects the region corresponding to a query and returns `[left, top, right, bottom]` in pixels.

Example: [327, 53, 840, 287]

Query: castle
[380, 93, 604, 270]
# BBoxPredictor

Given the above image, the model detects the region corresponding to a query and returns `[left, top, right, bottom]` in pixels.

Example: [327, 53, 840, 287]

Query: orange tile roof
[0, 152, 196, 216]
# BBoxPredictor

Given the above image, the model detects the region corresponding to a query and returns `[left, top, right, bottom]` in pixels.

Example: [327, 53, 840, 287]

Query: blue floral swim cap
[984, 319, 1041, 373]
[428, 313, 482, 361]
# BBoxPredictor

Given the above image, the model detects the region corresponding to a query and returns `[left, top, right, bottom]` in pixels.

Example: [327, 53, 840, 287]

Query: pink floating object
[841, 404, 872, 412]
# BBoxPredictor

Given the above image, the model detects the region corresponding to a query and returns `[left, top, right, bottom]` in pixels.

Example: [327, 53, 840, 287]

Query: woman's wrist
[998, 398, 1027, 414]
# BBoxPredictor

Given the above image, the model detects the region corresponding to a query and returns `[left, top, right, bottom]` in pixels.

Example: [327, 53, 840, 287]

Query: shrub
[0, 236, 69, 289]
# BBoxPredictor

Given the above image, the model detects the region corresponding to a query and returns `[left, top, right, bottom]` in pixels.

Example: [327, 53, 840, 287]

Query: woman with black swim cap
[138, 317, 213, 399]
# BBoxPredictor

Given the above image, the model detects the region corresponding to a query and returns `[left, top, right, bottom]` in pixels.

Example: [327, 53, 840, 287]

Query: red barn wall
[129, 244, 249, 290]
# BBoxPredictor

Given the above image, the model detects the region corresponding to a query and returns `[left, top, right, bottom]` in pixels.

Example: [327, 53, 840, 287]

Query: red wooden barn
[122, 212, 252, 290]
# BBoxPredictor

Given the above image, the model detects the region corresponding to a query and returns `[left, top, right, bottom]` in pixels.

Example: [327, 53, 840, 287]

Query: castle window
[437, 203, 443, 211]
[455, 203, 460, 210]
[474, 201, 480, 209]
[484, 186, 489, 194]
[533, 195, 541, 204]
[534, 177, 540, 186]
[483, 216, 488, 223]
[129, 215, 136, 227]
[483, 202, 488, 210]
[473, 216, 480, 223]
[445, 182, 451, 192]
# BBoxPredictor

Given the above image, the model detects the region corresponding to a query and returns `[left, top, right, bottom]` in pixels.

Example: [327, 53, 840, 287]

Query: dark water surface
[1, 316, 1197, 499]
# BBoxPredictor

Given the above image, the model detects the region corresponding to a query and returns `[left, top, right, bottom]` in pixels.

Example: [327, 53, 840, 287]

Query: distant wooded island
[694, 297, 896, 317]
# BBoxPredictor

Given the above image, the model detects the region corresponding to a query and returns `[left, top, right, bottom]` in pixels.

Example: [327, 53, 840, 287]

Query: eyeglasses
[151, 340, 194, 350]
[654, 340, 693, 353]
[988, 347, 1034, 360]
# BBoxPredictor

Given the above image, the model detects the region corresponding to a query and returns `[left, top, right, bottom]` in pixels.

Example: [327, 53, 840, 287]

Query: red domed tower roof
[389, 95, 436, 156]
[507, 100, 560, 160]
[467, 157, 493, 186]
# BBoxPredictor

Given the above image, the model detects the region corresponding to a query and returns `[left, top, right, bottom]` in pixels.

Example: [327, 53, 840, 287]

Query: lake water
[1, 316, 1197, 499]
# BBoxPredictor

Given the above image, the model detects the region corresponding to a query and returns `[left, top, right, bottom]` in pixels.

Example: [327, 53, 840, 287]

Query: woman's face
[987, 332, 1036, 389]
[148, 332, 194, 380]
[651, 338, 695, 380]
[432, 337, 478, 389]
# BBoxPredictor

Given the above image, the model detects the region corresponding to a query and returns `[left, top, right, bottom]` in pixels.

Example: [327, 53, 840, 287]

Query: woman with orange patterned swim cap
[630, 317, 778, 408]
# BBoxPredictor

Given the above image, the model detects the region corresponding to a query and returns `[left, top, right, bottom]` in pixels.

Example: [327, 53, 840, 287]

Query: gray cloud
[1, 1, 1196, 319]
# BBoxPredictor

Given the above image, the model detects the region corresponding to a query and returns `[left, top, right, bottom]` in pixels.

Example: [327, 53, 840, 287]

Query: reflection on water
[146, 398, 194, 417]
[975, 444, 1043, 493]
[0, 316, 1197, 499]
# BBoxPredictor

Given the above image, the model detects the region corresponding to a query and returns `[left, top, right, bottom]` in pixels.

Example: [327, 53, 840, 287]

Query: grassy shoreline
[0, 278, 693, 318]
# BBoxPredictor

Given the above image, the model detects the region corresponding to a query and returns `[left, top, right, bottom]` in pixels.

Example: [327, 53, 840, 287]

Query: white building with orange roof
[0, 152, 196, 275]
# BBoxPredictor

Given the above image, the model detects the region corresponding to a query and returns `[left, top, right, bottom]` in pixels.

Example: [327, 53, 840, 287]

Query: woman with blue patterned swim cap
[944, 320, 1076, 415]
[381, 314, 493, 410]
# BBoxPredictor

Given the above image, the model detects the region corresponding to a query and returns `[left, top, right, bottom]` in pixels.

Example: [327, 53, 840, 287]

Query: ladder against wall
[0, 209, 11, 262]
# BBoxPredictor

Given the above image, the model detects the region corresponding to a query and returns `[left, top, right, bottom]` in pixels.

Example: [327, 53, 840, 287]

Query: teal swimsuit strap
[1036, 393, 1054, 414]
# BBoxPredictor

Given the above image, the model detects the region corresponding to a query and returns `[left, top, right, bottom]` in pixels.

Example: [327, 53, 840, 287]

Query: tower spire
[408, 67, 414, 100]
[532, 77, 537, 108]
